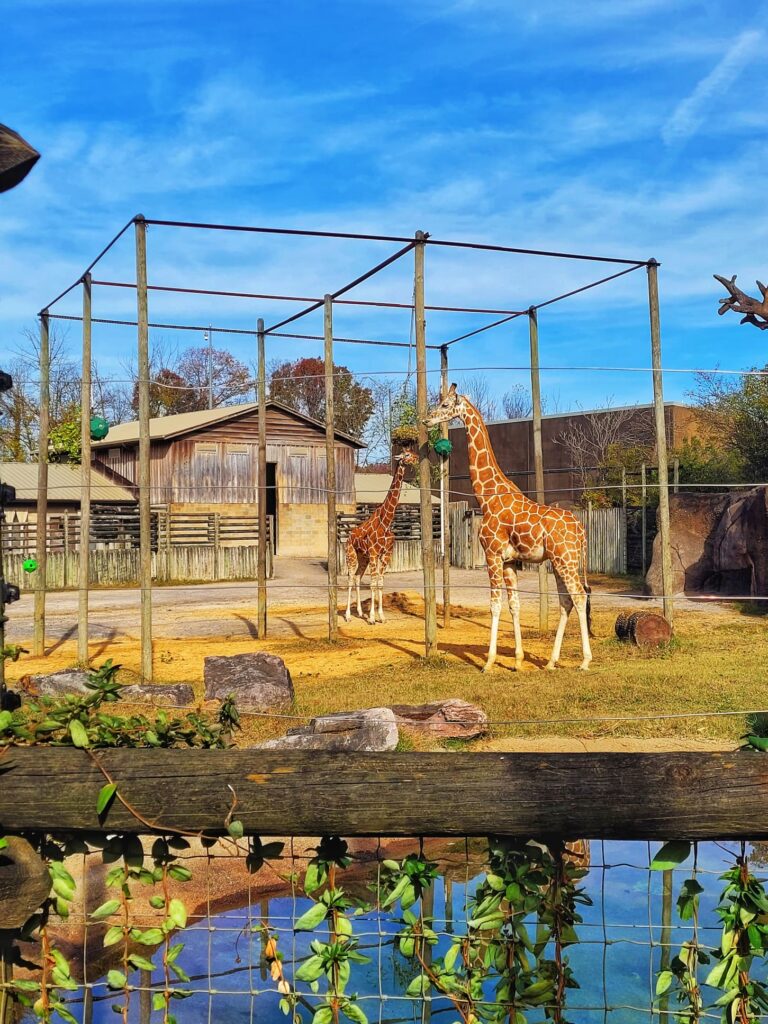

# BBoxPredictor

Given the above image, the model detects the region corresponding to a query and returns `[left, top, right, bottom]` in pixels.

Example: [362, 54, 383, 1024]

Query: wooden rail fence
[0, 749, 764, 839]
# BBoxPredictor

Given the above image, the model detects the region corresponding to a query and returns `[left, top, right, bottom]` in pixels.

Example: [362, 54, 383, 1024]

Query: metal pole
[647, 260, 674, 624]
[621, 466, 627, 509]
[78, 273, 92, 667]
[257, 318, 267, 639]
[135, 216, 153, 683]
[641, 462, 647, 578]
[33, 310, 50, 657]
[528, 307, 548, 633]
[440, 345, 451, 628]
[673, 457, 679, 495]
[415, 230, 437, 657]
[324, 296, 338, 642]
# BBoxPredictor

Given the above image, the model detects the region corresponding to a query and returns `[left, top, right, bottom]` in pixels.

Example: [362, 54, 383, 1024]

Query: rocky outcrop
[647, 487, 768, 596]
[388, 699, 487, 739]
[258, 708, 398, 752]
[204, 652, 294, 711]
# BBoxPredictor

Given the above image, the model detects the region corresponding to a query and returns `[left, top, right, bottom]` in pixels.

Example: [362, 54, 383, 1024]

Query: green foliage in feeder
[22, 558, 38, 573]
[433, 437, 453, 456]
[90, 416, 109, 441]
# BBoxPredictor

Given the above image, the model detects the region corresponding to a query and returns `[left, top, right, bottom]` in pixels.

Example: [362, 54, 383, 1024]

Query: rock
[647, 488, 768, 596]
[120, 683, 195, 707]
[204, 652, 294, 711]
[259, 707, 398, 752]
[29, 668, 93, 697]
[0, 836, 51, 928]
[388, 699, 488, 739]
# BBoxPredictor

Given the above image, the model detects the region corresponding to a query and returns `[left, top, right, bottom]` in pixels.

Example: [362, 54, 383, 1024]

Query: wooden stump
[0, 836, 51, 928]
[615, 611, 673, 648]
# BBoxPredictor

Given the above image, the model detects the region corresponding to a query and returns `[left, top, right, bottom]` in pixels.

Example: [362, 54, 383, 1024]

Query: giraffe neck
[460, 399, 523, 509]
[378, 463, 406, 528]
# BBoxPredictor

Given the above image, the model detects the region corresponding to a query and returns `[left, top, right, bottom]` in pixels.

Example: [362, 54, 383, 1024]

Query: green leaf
[96, 782, 118, 816]
[128, 954, 155, 972]
[295, 955, 325, 982]
[406, 974, 430, 998]
[342, 1003, 369, 1024]
[103, 925, 124, 947]
[304, 861, 326, 894]
[166, 943, 184, 964]
[486, 873, 506, 892]
[106, 970, 127, 990]
[656, 971, 674, 996]
[0, 711, 12, 731]
[168, 865, 192, 882]
[153, 993, 166, 1011]
[312, 1009, 334, 1024]
[294, 902, 328, 932]
[149, 895, 166, 910]
[167, 898, 188, 929]
[650, 841, 691, 870]
[91, 899, 121, 920]
[0, 836, 6, 850]
[69, 719, 89, 748]
[227, 819, 244, 840]
[134, 927, 165, 946]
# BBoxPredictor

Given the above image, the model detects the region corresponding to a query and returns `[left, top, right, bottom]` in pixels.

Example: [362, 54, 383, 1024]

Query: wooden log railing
[0, 749, 765, 839]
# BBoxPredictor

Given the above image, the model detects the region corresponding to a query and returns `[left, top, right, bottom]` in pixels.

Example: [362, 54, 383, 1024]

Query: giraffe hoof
[344, 612, 351, 623]
[579, 660, 591, 672]
[544, 661, 557, 671]
[514, 660, 524, 671]
[481, 662, 495, 673]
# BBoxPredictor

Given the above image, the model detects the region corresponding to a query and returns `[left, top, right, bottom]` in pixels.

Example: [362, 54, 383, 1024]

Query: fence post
[212, 513, 220, 581]
[647, 259, 674, 624]
[324, 295, 338, 641]
[135, 216, 153, 682]
[440, 344, 451, 627]
[78, 273, 92, 665]
[257, 318, 267, 639]
[673, 456, 679, 495]
[640, 462, 647, 577]
[528, 307, 548, 633]
[621, 466, 627, 509]
[414, 230, 437, 657]
[33, 310, 50, 657]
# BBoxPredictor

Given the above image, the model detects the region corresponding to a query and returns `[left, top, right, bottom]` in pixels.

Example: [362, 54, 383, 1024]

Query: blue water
[46, 840, 752, 1024]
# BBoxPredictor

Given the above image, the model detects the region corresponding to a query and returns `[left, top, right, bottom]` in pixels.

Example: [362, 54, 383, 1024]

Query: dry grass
[6, 591, 765, 749]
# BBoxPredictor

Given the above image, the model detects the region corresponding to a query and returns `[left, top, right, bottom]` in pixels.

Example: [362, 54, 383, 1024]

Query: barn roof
[91, 401, 366, 449]
[0, 462, 135, 503]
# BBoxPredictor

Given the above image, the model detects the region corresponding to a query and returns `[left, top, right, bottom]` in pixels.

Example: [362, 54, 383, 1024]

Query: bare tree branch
[714, 274, 768, 330]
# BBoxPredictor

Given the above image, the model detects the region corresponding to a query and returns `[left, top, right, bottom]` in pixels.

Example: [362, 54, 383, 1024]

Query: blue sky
[2, 0, 767, 415]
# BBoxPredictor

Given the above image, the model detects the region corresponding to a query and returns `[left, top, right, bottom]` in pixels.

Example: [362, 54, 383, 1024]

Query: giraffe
[425, 384, 593, 671]
[344, 449, 419, 625]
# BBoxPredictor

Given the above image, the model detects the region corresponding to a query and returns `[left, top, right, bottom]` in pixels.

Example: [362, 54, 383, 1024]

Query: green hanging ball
[22, 557, 38, 573]
[433, 437, 453, 456]
[90, 415, 109, 441]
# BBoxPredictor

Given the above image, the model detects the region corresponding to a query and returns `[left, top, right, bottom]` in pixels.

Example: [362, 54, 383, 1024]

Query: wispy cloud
[662, 29, 763, 145]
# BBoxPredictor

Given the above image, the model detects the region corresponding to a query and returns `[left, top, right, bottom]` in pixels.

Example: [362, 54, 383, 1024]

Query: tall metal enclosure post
[33, 311, 50, 656]
[647, 259, 674, 624]
[324, 296, 338, 641]
[135, 217, 153, 682]
[257, 318, 267, 638]
[528, 308, 548, 632]
[78, 274, 92, 666]
[440, 345, 451, 627]
[414, 231, 437, 656]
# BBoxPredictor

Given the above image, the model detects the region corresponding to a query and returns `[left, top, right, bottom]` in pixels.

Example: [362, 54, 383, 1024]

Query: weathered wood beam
[0, 750, 765, 839]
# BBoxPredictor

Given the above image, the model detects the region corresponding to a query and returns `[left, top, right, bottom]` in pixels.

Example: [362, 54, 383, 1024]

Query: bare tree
[457, 373, 498, 421]
[555, 401, 655, 490]
[501, 385, 532, 420]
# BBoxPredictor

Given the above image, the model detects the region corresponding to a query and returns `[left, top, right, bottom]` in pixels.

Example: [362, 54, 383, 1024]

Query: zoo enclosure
[11, 216, 673, 682]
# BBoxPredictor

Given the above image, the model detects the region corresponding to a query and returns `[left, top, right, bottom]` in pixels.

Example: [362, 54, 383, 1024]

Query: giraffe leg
[345, 549, 356, 622]
[503, 563, 524, 670]
[482, 556, 504, 673]
[367, 557, 378, 624]
[546, 570, 573, 670]
[570, 576, 593, 671]
[378, 543, 393, 623]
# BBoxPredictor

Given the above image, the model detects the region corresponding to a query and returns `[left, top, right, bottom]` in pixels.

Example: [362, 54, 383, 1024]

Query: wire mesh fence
[4, 833, 767, 1024]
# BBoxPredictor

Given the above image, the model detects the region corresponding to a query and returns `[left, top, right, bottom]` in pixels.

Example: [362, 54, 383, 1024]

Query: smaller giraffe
[344, 449, 419, 625]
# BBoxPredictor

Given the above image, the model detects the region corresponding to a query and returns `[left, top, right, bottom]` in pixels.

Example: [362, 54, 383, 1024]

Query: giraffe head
[424, 383, 467, 426]
[394, 448, 419, 468]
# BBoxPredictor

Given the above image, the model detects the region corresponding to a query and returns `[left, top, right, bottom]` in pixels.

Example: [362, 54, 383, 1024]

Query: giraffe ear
[448, 382, 457, 395]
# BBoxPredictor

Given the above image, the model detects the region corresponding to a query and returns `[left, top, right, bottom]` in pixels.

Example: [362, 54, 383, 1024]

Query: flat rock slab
[204, 652, 294, 711]
[388, 699, 488, 739]
[259, 707, 398, 752]
[29, 669, 92, 696]
[121, 683, 195, 707]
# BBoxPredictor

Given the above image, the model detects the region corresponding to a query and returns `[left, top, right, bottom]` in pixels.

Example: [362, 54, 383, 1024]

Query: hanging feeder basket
[90, 416, 109, 441]
[433, 437, 453, 456]
[22, 558, 38, 574]
[0, 124, 40, 193]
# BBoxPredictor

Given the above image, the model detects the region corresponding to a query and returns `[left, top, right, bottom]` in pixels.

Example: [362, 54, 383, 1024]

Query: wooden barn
[91, 402, 364, 556]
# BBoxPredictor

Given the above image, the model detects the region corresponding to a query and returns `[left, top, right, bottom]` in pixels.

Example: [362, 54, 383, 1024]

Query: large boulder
[647, 487, 768, 596]
[204, 652, 294, 711]
[258, 708, 398, 752]
[29, 669, 93, 697]
[388, 699, 487, 739]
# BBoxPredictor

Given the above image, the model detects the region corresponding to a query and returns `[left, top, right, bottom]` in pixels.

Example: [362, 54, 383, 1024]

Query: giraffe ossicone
[344, 448, 419, 625]
[425, 384, 593, 671]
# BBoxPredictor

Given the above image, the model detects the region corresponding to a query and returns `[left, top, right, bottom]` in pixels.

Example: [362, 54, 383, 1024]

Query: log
[614, 611, 673, 647]
[0, 749, 766, 840]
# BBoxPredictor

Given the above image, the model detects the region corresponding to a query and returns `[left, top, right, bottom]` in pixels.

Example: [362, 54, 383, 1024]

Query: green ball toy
[433, 437, 453, 456]
[22, 558, 38, 573]
[90, 416, 109, 441]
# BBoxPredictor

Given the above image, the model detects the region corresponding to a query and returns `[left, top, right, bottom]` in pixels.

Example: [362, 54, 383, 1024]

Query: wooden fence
[1, 748, 765, 839]
[449, 502, 627, 575]
[336, 504, 442, 573]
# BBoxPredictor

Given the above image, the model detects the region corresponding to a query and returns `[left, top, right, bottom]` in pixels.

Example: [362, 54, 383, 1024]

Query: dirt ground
[5, 559, 765, 748]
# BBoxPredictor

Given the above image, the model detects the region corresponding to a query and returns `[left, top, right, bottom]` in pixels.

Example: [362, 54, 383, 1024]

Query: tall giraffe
[426, 384, 593, 671]
[344, 449, 419, 625]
